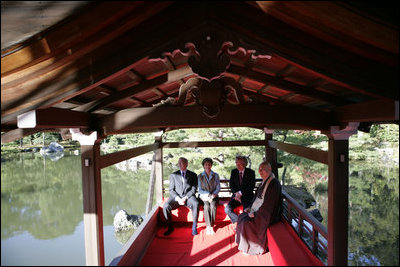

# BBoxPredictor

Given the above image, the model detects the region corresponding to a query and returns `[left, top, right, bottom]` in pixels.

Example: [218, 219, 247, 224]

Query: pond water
[1, 148, 398, 266]
[1, 151, 149, 265]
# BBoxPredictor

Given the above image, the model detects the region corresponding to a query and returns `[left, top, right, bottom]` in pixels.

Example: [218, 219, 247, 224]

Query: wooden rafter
[97, 104, 333, 135]
[228, 65, 350, 106]
[335, 100, 399, 122]
[85, 66, 193, 112]
[17, 108, 92, 129]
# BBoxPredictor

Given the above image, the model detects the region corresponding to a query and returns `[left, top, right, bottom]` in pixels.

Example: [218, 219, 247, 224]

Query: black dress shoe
[164, 225, 174, 236]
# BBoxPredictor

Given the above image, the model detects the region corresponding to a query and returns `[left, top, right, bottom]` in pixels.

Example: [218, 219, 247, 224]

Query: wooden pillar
[145, 132, 164, 215]
[71, 129, 105, 266]
[264, 128, 278, 179]
[145, 154, 157, 216]
[324, 122, 359, 266]
[154, 134, 163, 202]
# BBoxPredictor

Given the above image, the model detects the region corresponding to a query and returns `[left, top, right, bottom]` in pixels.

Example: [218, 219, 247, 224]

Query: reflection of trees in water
[1, 154, 82, 239]
[348, 163, 399, 266]
[101, 167, 150, 225]
[1, 154, 151, 240]
[114, 228, 135, 245]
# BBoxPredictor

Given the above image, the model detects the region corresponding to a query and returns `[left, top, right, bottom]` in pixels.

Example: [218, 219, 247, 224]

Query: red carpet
[139, 221, 275, 266]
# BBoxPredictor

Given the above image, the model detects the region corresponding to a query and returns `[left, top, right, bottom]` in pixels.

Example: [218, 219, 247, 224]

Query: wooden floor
[139, 217, 275, 266]
[114, 199, 323, 266]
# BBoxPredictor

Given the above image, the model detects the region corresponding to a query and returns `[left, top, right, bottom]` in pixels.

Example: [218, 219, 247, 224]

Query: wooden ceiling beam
[242, 88, 284, 104]
[152, 88, 168, 98]
[85, 66, 193, 112]
[228, 65, 349, 106]
[1, 128, 45, 143]
[97, 104, 333, 135]
[335, 100, 399, 122]
[17, 107, 93, 129]
[162, 140, 266, 149]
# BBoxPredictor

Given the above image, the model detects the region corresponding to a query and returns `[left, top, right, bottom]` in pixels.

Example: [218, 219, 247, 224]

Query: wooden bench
[168, 199, 240, 223]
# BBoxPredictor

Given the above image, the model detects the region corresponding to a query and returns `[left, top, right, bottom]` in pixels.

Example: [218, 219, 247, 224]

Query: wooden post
[71, 129, 105, 266]
[145, 132, 163, 215]
[264, 128, 278, 179]
[324, 122, 359, 266]
[154, 134, 163, 202]
[145, 153, 157, 216]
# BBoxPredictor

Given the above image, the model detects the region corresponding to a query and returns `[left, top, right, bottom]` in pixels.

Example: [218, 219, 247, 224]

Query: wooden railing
[282, 189, 328, 265]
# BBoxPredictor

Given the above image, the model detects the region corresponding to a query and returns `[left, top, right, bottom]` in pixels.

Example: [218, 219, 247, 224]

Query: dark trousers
[163, 196, 199, 227]
[224, 197, 251, 223]
[203, 198, 218, 227]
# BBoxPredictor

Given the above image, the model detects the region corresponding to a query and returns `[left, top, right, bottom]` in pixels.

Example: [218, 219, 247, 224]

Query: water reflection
[115, 228, 135, 245]
[1, 153, 82, 240]
[1, 152, 150, 265]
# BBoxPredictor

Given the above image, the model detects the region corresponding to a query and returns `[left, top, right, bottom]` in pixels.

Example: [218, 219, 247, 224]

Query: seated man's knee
[190, 198, 199, 209]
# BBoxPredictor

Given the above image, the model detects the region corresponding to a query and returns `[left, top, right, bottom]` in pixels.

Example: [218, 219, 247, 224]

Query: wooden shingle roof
[1, 1, 398, 142]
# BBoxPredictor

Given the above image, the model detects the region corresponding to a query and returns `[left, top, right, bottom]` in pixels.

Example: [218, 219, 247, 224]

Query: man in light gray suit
[163, 157, 199, 236]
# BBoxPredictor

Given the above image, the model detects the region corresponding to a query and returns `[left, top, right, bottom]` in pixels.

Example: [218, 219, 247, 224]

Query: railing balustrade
[282, 189, 328, 265]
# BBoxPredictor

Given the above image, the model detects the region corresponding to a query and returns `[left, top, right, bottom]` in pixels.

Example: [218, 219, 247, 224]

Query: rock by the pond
[115, 228, 135, 245]
[283, 185, 316, 209]
[113, 210, 143, 232]
[309, 208, 323, 222]
[40, 142, 64, 154]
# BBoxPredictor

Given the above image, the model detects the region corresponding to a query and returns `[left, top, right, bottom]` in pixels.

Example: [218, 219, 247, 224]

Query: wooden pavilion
[1, 1, 398, 266]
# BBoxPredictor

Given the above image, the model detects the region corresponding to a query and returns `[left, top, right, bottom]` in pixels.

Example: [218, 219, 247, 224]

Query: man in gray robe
[235, 160, 282, 255]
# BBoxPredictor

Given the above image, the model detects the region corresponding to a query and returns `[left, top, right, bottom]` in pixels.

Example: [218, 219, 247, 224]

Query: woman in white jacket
[198, 157, 221, 235]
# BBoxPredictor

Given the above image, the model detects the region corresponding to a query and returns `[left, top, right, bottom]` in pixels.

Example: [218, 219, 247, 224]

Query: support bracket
[323, 122, 359, 140]
[70, 128, 97, 145]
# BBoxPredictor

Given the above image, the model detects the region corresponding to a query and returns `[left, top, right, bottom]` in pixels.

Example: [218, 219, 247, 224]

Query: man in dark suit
[163, 157, 199, 236]
[224, 155, 256, 223]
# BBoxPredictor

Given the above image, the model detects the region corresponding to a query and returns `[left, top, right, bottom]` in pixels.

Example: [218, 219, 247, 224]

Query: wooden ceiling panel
[80, 88, 110, 100]
[286, 94, 316, 105]
[229, 57, 247, 68]
[241, 78, 265, 91]
[1, 1, 397, 136]
[223, 73, 241, 82]
[130, 58, 166, 80]
[262, 86, 291, 98]
[111, 98, 142, 109]
[133, 89, 159, 100]
[252, 55, 287, 75]
[158, 82, 181, 96]
[318, 82, 355, 97]
[284, 68, 324, 87]
[105, 73, 139, 90]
